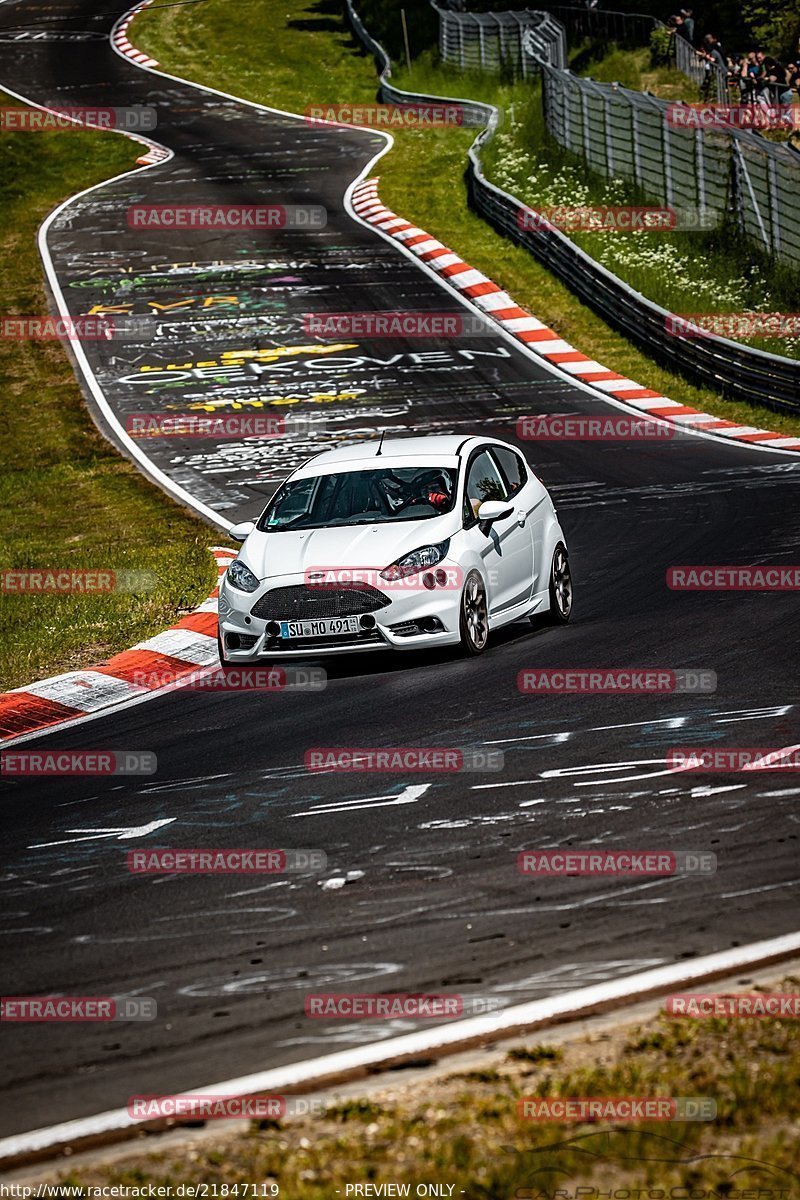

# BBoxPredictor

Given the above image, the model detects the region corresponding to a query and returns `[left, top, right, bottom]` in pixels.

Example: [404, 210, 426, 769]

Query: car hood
[240, 516, 460, 581]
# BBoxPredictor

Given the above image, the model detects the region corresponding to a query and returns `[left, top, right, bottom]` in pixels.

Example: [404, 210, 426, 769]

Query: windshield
[258, 466, 459, 531]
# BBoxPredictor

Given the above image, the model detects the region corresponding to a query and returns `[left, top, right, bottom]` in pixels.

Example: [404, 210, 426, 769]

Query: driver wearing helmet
[411, 470, 452, 510]
[381, 470, 453, 514]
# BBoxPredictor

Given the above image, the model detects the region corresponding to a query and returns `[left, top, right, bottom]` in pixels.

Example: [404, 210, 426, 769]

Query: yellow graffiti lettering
[202, 295, 239, 308]
[148, 299, 196, 312]
[219, 342, 356, 363]
[183, 388, 367, 413]
[136, 344, 358, 374]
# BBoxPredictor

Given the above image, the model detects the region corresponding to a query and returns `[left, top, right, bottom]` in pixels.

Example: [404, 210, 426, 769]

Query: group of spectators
[729, 49, 800, 106]
[667, 13, 800, 105]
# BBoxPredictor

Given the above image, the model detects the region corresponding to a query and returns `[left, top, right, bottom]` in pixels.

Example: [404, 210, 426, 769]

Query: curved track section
[0, 0, 799, 1142]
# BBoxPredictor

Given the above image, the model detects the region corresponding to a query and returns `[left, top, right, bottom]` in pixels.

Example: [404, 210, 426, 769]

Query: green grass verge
[51, 981, 800, 1194]
[134, 0, 800, 439]
[575, 43, 704, 100]
[0, 98, 217, 691]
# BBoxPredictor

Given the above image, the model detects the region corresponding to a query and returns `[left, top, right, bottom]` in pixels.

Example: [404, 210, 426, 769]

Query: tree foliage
[741, 0, 800, 58]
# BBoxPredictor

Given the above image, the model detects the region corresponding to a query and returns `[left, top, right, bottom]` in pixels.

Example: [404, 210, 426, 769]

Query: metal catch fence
[438, 5, 728, 102]
[434, 4, 567, 75]
[541, 66, 800, 270]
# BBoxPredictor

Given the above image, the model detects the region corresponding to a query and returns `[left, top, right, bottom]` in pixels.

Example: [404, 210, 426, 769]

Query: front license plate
[279, 617, 362, 638]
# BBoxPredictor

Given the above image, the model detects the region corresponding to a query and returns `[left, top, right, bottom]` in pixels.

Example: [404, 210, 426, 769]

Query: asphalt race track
[1, 0, 800, 1141]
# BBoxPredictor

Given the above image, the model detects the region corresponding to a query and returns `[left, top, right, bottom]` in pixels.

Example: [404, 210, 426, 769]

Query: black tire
[459, 570, 489, 656]
[545, 542, 573, 624]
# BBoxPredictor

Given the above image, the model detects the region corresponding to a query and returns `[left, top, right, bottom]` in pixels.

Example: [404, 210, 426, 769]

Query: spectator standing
[702, 33, 726, 70]
[673, 15, 692, 43]
[680, 8, 695, 44]
[738, 50, 761, 101]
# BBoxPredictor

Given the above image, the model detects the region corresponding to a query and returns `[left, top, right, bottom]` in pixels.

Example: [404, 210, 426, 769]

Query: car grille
[251, 584, 390, 621]
[264, 629, 386, 652]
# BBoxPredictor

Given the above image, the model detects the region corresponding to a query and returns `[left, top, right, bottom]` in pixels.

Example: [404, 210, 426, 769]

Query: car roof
[297, 434, 515, 470]
[288, 435, 524, 480]
[309, 435, 468, 463]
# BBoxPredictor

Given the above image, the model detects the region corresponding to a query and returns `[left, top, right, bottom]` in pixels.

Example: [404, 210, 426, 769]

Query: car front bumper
[218, 568, 464, 658]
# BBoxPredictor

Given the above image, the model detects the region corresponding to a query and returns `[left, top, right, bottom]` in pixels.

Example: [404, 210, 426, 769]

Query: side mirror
[228, 520, 255, 542]
[476, 500, 513, 531]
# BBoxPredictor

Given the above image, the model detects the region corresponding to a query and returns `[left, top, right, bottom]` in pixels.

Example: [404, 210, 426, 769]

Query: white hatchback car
[218, 435, 572, 660]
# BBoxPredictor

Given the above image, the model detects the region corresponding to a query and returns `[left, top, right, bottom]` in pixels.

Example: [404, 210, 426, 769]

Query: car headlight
[380, 540, 450, 581]
[226, 559, 260, 593]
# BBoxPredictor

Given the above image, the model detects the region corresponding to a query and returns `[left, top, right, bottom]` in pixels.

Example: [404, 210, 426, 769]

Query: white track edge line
[1, 929, 799, 1160]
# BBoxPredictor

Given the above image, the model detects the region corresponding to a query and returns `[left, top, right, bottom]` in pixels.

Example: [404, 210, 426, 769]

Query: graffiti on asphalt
[115, 345, 513, 390]
[69, 260, 313, 291]
[177, 389, 370, 411]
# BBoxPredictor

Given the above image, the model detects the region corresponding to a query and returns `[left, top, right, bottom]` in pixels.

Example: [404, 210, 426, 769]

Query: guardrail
[345, 0, 490, 124]
[343, 0, 800, 414]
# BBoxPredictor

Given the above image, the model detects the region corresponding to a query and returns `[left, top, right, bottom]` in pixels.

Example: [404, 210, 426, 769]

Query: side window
[463, 449, 508, 525]
[492, 447, 527, 497]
